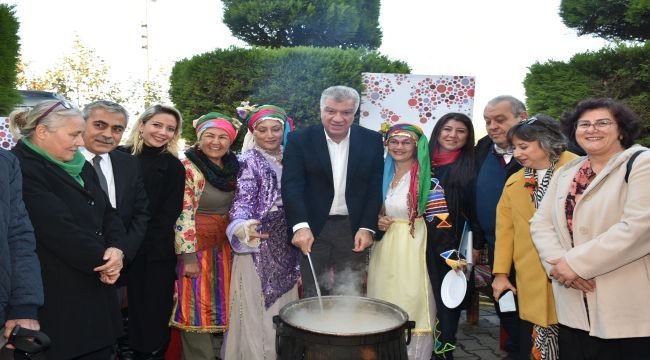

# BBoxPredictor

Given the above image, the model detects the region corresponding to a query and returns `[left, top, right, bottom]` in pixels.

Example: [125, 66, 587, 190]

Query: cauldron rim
[277, 295, 409, 336]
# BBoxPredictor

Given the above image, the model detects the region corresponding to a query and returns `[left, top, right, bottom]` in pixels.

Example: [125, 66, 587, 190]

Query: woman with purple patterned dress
[224, 104, 301, 359]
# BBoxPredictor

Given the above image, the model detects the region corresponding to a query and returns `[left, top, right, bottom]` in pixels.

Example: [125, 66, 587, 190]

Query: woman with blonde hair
[122, 104, 185, 359]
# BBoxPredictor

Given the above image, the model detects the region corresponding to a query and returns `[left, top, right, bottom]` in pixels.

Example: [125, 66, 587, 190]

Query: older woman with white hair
[10, 100, 126, 359]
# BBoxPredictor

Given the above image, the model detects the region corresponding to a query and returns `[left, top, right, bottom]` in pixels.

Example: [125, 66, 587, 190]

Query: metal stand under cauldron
[273, 296, 416, 360]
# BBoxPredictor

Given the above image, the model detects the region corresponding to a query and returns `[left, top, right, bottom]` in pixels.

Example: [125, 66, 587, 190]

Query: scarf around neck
[23, 138, 86, 186]
[185, 147, 239, 192]
[523, 160, 557, 208]
[432, 145, 461, 166]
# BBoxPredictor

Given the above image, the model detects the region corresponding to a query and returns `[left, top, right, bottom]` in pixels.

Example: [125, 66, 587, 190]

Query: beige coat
[530, 145, 650, 339]
[494, 151, 577, 327]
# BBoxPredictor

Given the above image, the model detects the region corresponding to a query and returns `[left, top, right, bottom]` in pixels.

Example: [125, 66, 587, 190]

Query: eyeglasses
[575, 118, 613, 131]
[34, 101, 74, 125]
[387, 139, 415, 148]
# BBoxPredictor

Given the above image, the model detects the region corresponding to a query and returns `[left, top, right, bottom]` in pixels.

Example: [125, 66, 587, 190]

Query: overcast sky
[5, 0, 608, 134]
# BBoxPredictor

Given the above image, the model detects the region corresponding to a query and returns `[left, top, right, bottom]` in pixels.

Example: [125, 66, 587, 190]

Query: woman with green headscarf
[367, 122, 436, 360]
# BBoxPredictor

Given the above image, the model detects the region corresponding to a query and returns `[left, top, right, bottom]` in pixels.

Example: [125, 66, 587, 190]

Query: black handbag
[0, 325, 51, 360]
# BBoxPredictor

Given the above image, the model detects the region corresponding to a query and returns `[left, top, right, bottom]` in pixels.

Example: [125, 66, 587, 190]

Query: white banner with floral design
[360, 73, 475, 139]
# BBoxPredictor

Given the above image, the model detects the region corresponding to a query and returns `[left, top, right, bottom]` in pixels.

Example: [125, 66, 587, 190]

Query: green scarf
[23, 138, 86, 186]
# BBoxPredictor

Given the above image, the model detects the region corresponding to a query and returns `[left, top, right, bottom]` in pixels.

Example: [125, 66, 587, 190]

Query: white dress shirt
[326, 129, 350, 216]
[81, 148, 116, 208]
[292, 129, 351, 233]
[493, 144, 514, 164]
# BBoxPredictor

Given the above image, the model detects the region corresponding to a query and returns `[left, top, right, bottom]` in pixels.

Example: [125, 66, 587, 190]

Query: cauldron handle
[273, 315, 282, 356]
[404, 321, 416, 345]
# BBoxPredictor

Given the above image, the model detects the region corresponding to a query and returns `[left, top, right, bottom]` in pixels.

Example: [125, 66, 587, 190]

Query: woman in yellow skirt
[368, 122, 436, 360]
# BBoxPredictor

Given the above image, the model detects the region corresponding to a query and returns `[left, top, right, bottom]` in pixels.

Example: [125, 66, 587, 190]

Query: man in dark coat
[0, 148, 43, 348]
[282, 85, 384, 296]
[81, 100, 149, 359]
[474, 95, 526, 359]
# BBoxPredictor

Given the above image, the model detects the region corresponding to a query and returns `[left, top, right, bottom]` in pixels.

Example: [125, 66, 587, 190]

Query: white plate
[441, 269, 467, 309]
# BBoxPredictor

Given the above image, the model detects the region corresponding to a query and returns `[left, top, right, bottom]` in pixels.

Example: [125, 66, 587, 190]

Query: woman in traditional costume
[224, 103, 301, 360]
[171, 112, 241, 359]
[367, 122, 436, 360]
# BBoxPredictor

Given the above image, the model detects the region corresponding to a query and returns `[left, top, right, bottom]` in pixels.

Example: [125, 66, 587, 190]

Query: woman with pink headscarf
[224, 104, 301, 360]
[171, 112, 241, 359]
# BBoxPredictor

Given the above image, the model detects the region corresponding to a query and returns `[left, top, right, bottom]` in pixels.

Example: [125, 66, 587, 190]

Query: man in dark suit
[81, 100, 149, 359]
[282, 85, 384, 297]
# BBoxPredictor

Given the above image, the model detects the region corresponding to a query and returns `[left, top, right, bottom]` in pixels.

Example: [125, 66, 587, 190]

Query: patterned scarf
[565, 160, 596, 245]
[531, 324, 559, 360]
[184, 147, 239, 192]
[523, 160, 557, 209]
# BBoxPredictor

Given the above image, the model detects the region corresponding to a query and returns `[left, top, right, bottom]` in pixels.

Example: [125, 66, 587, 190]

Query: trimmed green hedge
[0, 4, 21, 116]
[170, 46, 409, 144]
[524, 42, 650, 145]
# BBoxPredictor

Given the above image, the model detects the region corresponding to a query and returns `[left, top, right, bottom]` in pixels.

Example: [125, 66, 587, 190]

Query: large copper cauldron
[273, 296, 416, 360]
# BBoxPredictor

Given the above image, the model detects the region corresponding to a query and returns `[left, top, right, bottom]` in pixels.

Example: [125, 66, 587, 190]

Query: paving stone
[466, 349, 506, 360]
[454, 303, 509, 359]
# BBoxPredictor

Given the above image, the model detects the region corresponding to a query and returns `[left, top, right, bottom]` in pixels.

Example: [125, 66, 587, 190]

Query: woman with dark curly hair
[531, 98, 650, 359]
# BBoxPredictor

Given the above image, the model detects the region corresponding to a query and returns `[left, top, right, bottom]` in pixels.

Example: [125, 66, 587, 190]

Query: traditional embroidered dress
[224, 148, 301, 360]
[368, 123, 435, 360]
[170, 156, 236, 333]
[368, 171, 436, 360]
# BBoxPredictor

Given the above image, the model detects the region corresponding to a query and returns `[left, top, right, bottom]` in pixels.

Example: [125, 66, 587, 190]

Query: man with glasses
[282, 85, 384, 297]
[475, 95, 526, 359]
[81, 100, 149, 360]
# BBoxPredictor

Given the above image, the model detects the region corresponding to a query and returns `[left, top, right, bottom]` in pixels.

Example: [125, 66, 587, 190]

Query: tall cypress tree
[0, 4, 22, 115]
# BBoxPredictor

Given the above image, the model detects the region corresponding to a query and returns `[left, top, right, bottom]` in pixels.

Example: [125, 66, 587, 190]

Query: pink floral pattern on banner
[1, 117, 17, 150]
[360, 73, 475, 137]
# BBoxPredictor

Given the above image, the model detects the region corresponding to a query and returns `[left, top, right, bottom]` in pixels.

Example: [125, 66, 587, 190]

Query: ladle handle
[404, 321, 416, 345]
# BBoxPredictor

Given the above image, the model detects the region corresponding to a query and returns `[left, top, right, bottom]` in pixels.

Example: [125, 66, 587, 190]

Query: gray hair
[507, 114, 567, 160]
[320, 86, 360, 112]
[487, 95, 527, 117]
[9, 100, 81, 139]
[123, 104, 183, 157]
[82, 100, 129, 123]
